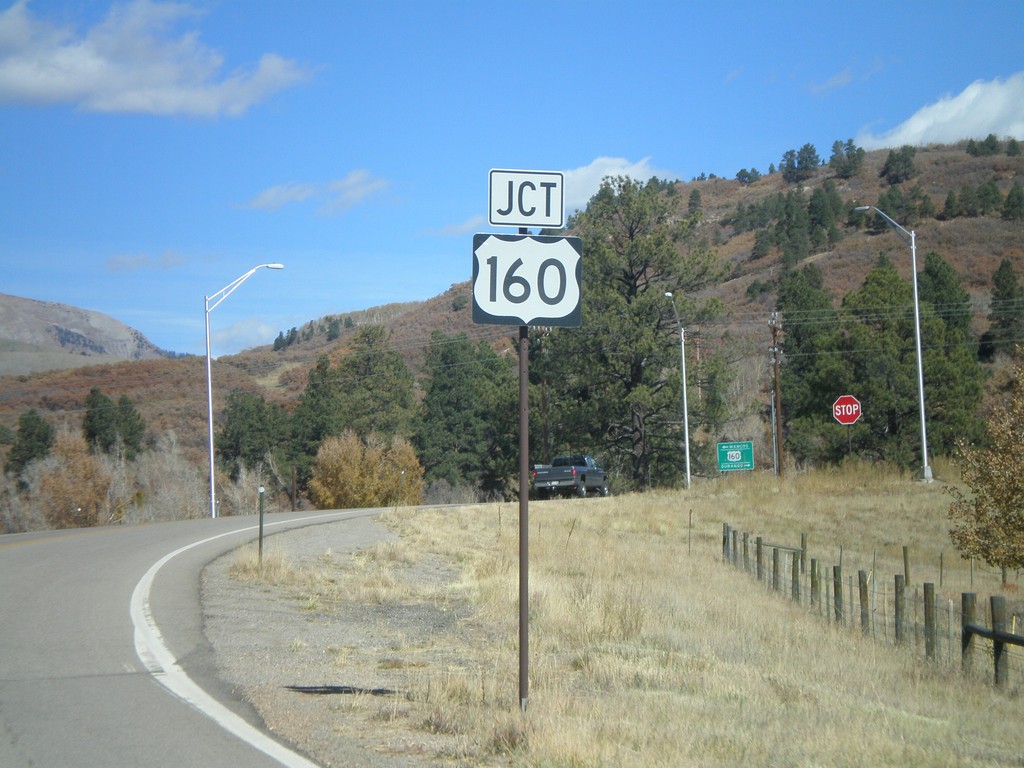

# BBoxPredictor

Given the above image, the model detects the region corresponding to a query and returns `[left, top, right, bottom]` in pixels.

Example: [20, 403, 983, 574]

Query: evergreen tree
[776, 266, 849, 465]
[82, 388, 145, 458]
[1002, 182, 1024, 222]
[958, 184, 980, 217]
[828, 139, 865, 179]
[781, 144, 819, 183]
[413, 331, 516, 497]
[976, 180, 1003, 215]
[779, 257, 983, 468]
[919, 252, 971, 339]
[985, 258, 1024, 359]
[83, 387, 118, 453]
[688, 188, 702, 215]
[880, 146, 917, 185]
[115, 395, 146, 459]
[5, 410, 54, 478]
[333, 325, 415, 437]
[218, 390, 290, 477]
[941, 190, 960, 220]
[537, 176, 727, 489]
[290, 355, 346, 484]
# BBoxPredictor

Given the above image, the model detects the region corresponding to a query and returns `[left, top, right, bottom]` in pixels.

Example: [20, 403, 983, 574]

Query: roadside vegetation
[226, 463, 1024, 767]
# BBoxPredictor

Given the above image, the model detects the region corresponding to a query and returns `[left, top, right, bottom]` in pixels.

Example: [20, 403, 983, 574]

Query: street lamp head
[664, 291, 673, 298]
[266, 263, 285, 270]
[854, 205, 870, 212]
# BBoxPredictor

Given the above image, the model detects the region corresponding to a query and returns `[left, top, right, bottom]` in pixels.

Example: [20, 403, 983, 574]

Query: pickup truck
[532, 455, 609, 498]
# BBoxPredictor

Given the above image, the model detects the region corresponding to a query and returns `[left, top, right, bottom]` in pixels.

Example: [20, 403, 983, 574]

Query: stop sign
[833, 395, 862, 425]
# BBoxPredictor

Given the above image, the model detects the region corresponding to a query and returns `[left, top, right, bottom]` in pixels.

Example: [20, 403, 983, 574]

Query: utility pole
[770, 312, 784, 477]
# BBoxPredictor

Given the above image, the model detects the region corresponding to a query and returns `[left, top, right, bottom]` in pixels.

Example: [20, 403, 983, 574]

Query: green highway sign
[717, 441, 754, 472]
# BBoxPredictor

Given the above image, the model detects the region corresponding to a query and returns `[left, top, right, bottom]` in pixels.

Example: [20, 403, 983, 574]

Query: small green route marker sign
[717, 441, 754, 472]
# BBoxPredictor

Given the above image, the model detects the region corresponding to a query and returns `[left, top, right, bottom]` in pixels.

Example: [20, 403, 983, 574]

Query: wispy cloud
[105, 249, 185, 272]
[857, 73, 1024, 149]
[424, 215, 485, 237]
[562, 156, 676, 211]
[0, 0, 311, 116]
[244, 182, 319, 211]
[244, 170, 392, 215]
[809, 67, 853, 95]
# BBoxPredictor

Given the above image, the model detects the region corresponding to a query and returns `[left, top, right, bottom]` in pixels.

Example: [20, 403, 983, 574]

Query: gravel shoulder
[200, 515, 495, 768]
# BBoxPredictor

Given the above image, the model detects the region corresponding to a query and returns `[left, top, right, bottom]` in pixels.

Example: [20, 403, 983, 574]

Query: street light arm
[206, 263, 284, 313]
[855, 205, 913, 244]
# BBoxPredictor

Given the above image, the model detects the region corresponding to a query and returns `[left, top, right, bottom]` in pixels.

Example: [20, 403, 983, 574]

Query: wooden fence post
[810, 558, 819, 611]
[722, 523, 730, 563]
[924, 583, 936, 661]
[992, 595, 1007, 688]
[800, 533, 807, 574]
[742, 532, 750, 573]
[792, 553, 801, 603]
[895, 574, 906, 644]
[858, 570, 869, 635]
[833, 565, 843, 624]
[732, 529, 739, 565]
[961, 592, 976, 673]
[756, 537, 763, 583]
[772, 548, 781, 592]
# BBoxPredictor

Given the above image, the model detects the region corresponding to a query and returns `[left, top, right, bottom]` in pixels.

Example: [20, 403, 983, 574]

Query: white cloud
[0, 0, 310, 116]
[562, 156, 676, 212]
[210, 317, 277, 357]
[857, 73, 1024, 149]
[244, 170, 391, 215]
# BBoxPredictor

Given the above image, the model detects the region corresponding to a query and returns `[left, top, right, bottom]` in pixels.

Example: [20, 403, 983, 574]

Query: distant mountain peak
[0, 293, 169, 376]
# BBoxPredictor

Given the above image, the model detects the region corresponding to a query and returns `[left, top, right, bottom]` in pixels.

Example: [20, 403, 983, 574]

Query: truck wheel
[599, 484, 610, 497]
[576, 483, 587, 498]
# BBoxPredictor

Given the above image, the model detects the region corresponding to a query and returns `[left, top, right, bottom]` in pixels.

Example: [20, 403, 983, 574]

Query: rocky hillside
[0, 293, 169, 376]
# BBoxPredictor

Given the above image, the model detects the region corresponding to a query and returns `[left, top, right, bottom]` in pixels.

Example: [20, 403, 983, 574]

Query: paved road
[0, 508, 382, 768]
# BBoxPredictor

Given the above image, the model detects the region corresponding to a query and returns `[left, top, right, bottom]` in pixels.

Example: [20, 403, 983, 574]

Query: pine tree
[413, 331, 516, 496]
[1002, 182, 1024, 222]
[536, 176, 727, 489]
[5, 410, 54, 478]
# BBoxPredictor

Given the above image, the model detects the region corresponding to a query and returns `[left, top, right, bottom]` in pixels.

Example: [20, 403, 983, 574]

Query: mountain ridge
[0, 292, 170, 376]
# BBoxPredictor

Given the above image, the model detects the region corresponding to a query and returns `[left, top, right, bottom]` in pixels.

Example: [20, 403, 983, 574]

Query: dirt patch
[200, 516, 500, 768]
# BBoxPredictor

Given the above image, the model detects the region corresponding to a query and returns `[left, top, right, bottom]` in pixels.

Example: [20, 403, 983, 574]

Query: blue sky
[2, 0, 1023, 357]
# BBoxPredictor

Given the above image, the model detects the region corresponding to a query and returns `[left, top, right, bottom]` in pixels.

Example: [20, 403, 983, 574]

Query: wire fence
[722, 522, 1024, 691]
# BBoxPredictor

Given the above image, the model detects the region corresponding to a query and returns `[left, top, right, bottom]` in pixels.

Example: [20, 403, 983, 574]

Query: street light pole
[854, 206, 932, 482]
[664, 292, 691, 488]
[205, 263, 284, 518]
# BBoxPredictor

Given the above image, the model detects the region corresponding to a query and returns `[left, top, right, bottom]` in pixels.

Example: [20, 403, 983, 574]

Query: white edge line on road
[130, 510, 376, 768]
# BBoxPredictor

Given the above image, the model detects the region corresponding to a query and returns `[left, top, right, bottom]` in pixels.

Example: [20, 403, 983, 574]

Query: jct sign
[489, 169, 565, 229]
[832, 395, 862, 425]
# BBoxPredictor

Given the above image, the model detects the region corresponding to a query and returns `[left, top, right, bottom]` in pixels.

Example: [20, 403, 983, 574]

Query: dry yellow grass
[234, 464, 1024, 766]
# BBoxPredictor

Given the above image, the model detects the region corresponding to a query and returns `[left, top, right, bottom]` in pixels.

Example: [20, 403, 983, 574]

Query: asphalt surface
[0, 508, 383, 768]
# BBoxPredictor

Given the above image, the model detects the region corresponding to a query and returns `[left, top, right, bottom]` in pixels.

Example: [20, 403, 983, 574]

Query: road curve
[0, 508, 381, 768]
